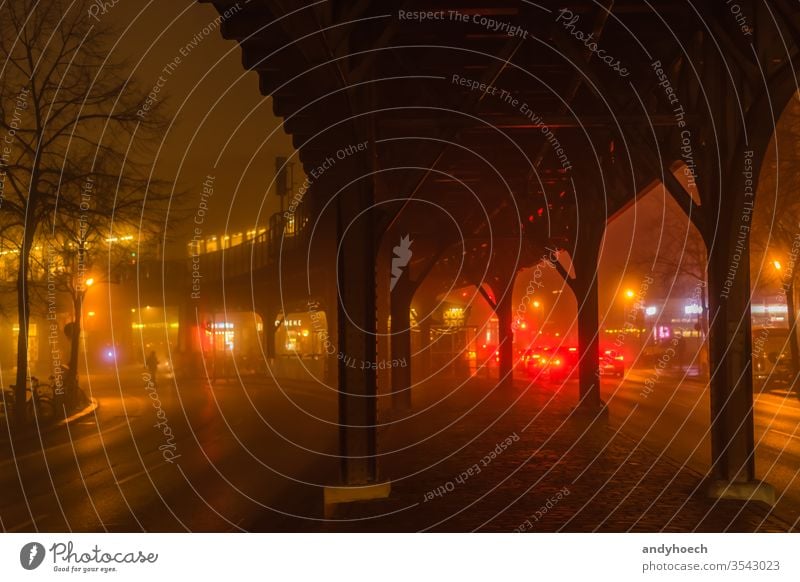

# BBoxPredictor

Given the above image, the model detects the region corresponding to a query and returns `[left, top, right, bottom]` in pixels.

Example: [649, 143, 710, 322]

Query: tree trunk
[785, 279, 800, 394]
[699, 281, 710, 377]
[66, 292, 82, 408]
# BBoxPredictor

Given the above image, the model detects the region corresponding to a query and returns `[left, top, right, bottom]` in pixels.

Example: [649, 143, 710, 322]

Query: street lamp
[770, 259, 785, 326]
[622, 288, 634, 326]
[771, 255, 800, 391]
[85, 277, 94, 287]
[532, 300, 542, 335]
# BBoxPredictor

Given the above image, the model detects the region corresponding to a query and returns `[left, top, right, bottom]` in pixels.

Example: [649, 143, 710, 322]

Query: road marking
[56, 399, 99, 426]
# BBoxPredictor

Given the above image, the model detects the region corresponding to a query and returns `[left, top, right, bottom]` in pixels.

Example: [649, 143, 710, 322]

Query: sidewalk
[321, 376, 793, 532]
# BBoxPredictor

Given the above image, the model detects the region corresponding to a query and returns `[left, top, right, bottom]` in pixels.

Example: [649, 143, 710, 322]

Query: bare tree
[0, 0, 169, 427]
[32, 218, 149, 409]
[752, 96, 800, 383]
[635, 206, 709, 335]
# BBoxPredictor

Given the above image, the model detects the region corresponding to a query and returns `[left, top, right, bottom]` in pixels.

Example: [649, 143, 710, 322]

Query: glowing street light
[85, 277, 95, 287]
[773, 260, 783, 271]
[531, 300, 543, 333]
[621, 289, 635, 326]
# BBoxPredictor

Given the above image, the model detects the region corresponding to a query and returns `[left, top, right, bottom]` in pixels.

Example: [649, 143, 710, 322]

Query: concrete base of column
[323, 481, 392, 518]
[704, 479, 775, 505]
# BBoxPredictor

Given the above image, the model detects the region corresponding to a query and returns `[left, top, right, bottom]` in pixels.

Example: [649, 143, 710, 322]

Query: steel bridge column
[336, 174, 379, 485]
[702, 149, 773, 503]
[496, 286, 515, 389]
[390, 273, 413, 409]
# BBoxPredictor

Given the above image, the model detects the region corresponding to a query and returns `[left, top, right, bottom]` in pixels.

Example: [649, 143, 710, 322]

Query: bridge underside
[193, 0, 800, 503]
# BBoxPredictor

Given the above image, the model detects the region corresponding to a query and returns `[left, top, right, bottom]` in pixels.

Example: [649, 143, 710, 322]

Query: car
[753, 352, 794, 389]
[542, 346, 579, 382]
[522, 347, 548, 376]
[599, 349, 625, 377]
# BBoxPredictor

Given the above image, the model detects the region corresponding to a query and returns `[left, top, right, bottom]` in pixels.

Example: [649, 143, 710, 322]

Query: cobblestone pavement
[320, 376, 793, 532]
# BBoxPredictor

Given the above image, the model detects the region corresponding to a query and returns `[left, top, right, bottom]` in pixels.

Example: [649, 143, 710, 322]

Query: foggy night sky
[104, 1, 294, 258]
[101, 0, 708, 294]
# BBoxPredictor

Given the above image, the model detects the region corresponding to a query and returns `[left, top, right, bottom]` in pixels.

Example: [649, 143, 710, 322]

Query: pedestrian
[146, 351, 159, 386]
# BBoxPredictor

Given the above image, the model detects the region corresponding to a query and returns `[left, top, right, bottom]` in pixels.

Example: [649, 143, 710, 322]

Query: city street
[601, 369, 800, 524]
[2, 366, 797, 531]
[0, 368, 338, 532]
